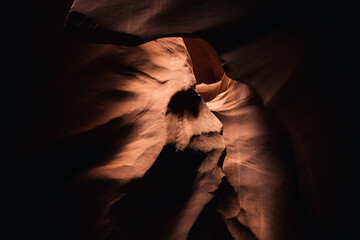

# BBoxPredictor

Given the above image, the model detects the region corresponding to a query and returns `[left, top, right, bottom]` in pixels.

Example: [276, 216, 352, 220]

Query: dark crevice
[106, 144, 206, 239]
[217, 149, 227, 168]
[188, 177, 257, 240]
[167, 89, 202, 117]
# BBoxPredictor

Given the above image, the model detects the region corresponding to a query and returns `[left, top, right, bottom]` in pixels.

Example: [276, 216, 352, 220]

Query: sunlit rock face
[45, 38, 226, 240]
[4, 1, 350, 240]
[10, 35, 225, 239]
[65, 1, 347, 239]
[204, 81, 306, 240]
[184, 38, 311, 240]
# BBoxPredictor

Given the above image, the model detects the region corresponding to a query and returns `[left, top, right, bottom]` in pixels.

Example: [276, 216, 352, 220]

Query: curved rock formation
[4, 1, 353, 240]
[64, 1, 349, 239]
[205, 81, 309, 239]
[7, 34, 226, 239]
[184, 38, 312, 239]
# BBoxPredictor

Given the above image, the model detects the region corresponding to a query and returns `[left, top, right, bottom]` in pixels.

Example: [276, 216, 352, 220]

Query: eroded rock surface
[205, 81, 310, 240]
[10, 36, 225, 240]
[64, 1, 348, 239]
[4, 1, 351, 240]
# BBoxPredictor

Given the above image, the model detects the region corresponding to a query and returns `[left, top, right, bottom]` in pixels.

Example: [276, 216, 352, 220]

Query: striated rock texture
[64, 1, 351, 239]
[6, 30, 225, 239]
[185, 38, 312, 240]
[3, 1, 353, 240]
[204, 81, 309, 240]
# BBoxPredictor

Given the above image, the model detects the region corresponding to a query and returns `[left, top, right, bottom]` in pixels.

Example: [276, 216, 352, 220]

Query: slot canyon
[2, 1, 356, 239]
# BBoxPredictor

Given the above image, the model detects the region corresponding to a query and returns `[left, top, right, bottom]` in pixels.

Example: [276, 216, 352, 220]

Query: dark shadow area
[2, 0, 357, 239]
[167, 89, 202, 117]
[3, 116, 133, 240]
[188, 178, 257, 240]
[197, 1, 316, 53]
[217, 149, 227, 167]
[64, 11, 144, 46]
[16, 116, 133, 179]
[96, 89, 135, 102]
[245, 96, 316, 240]
[106, 144, 206, 239]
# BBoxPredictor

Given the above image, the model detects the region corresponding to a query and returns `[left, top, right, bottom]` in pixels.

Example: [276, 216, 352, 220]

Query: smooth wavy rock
[204, 81, 310, 240]
[13, 37, 225, 240]
[64, 1, 347, 239]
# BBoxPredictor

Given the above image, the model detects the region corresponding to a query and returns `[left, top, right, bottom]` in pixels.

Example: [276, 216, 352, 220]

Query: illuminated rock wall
[4, 1, 352, 240]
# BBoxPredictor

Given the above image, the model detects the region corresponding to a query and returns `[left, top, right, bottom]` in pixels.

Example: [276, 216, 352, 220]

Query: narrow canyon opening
[183, 37, 312, 240]
[184, 37, 237, 102]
